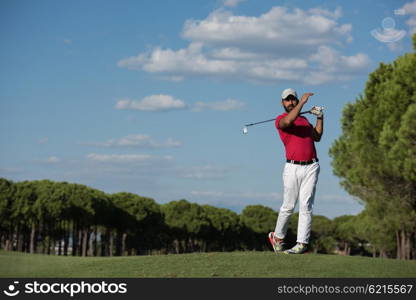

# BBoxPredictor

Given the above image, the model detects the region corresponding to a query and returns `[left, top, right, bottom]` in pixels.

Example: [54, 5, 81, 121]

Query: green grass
[1, 250, 416, 278]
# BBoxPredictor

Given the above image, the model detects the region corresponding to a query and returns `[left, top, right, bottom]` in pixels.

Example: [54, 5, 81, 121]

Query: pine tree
[329, 34, 416, 259]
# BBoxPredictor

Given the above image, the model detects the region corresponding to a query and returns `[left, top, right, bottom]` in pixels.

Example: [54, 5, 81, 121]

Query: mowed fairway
[1, 250, 416, 278]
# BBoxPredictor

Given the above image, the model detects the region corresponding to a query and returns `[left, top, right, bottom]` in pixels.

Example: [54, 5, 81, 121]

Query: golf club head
[243, 127, 248, 135]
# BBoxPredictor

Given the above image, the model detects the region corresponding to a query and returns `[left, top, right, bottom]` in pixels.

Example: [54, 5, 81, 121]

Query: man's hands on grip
[310, 106, 324, 118]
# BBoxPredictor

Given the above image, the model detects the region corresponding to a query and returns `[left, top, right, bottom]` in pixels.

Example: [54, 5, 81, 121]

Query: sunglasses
[283, 97, 298, 102]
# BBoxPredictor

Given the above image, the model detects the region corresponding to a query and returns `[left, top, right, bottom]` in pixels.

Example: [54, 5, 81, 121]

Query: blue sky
[1, 0, 415, 218]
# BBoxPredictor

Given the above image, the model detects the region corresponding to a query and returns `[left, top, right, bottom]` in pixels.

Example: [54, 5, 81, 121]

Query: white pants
[274, 162, 320, 244]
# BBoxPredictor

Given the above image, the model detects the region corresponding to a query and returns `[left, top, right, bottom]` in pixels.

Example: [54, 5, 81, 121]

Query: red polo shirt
[275, 113, 317, 161]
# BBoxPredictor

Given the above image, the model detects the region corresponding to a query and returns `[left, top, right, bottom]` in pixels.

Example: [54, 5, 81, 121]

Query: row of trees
[329, 34, 416, 260]
[1, 177, 375, 257]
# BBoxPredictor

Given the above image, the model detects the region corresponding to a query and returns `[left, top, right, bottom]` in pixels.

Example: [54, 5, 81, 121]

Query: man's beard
[284, 105, 294, 113]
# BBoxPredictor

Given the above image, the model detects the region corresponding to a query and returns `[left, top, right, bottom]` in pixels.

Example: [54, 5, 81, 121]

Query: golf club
[243, 107, 323, 134]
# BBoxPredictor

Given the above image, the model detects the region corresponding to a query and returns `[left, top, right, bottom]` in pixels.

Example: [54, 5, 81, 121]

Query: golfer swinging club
[268, 88, 323, 254]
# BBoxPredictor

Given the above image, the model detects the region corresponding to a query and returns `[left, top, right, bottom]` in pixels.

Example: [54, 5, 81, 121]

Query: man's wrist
[317, 116, 323, 120]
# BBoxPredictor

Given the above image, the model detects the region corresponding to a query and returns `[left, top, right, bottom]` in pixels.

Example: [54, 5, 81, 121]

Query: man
[268, 88, 323, 254]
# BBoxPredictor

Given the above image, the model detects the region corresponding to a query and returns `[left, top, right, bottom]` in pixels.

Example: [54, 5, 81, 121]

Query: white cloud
[43, 156, 60, 164]
[63, 38, 72, 44]
[118, 42, 236, 76]
[37, 137, 49, 144]
[192, 98, 245, 112]
[82, 134, 182, 149]
[402, 0, 416, 34]
[181, 8, 351, 50]
[115, 94, 186, 111]
[305, 45, 370, 85]
[210, 47, 265, 60]
[309, 45, 370, 69]
[308, 7, 343, 19]
[116, 94, 245, 112]
[179, 165, 231, 180]
[223, 0, 246, 8]
[119, 6, 370, 85]
[86, 153, 173, 163]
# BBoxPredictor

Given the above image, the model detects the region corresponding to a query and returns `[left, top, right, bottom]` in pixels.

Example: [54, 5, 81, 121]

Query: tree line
[0, 177, 397, 258]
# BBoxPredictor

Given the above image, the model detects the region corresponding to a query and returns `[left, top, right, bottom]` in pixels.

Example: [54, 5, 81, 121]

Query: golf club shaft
[245, 118, 275, 127]
[245, 111, 309, 127]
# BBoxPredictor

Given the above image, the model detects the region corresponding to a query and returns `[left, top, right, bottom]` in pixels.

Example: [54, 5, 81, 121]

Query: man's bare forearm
[279, 101, 305, 128]
[313, 117, 323, 141]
